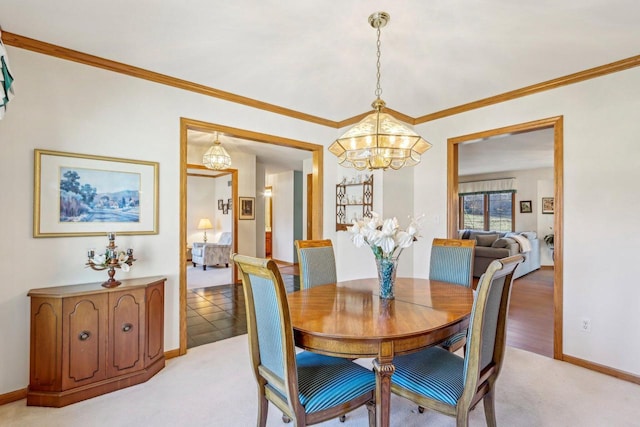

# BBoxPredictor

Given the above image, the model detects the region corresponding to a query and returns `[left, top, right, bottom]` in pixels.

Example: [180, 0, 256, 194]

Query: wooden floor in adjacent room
[506, 267, 555, 358]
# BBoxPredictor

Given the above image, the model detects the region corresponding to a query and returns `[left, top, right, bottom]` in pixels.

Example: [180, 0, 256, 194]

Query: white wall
[0, 47, 335, 395]
[271, 171, 295, 262]
[186, 175, 217, 245]
[255, 162, 266, 257]
[411, 67, 640, 376]
[536, 178, 555, 266]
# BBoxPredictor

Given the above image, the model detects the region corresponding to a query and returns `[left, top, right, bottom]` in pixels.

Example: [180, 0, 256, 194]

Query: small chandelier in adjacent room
[202, 132, 232, 170]
[328, 12, 432, 171]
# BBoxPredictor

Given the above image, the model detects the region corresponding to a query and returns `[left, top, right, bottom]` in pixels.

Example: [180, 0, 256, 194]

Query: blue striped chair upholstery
[429, 238, 475, 352]
[295, 240, 337, 290]
[391, 255, 524, 427]
[232, 254, 375, 427]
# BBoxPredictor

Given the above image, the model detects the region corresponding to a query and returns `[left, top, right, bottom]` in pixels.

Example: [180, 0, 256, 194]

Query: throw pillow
[476, 234, 499, 247]
[491, 238, 510, 248]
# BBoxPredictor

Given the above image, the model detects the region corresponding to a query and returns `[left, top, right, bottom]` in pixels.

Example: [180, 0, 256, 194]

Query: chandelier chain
[375, 26, 382, 99]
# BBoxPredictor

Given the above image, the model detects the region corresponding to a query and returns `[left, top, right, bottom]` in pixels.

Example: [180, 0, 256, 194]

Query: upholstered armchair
[192, 232, 232, 270]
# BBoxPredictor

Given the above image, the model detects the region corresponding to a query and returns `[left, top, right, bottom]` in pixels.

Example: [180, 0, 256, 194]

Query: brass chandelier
[329, 12, 432, 170]
[202, 132, 232, 170]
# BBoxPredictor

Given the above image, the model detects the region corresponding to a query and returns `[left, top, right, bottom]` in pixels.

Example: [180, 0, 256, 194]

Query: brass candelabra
[86, 232, 136, 288]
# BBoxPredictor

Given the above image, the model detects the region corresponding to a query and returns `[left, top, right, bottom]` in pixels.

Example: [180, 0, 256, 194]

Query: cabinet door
[29, 298, 62, 391]
[61, 294, 108, 389]
[145, 281, 165, 367]
[108, 288, 145, 377]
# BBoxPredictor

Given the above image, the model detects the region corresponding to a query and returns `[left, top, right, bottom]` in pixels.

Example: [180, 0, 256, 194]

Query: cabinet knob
[122, 323, 133, 333]
[78, 331, 91, 341]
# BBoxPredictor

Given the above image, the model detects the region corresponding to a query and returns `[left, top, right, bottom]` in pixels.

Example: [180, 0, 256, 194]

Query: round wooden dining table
[287, 277, 474, 427]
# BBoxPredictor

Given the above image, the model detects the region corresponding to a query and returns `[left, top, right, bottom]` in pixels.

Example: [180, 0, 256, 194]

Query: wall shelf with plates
[336, 175, 373, 231]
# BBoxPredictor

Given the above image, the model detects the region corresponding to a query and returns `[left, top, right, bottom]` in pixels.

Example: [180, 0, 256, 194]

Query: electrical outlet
[581, 318, 591, 333]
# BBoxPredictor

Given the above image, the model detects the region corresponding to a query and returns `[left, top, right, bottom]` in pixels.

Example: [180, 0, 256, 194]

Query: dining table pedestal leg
[373, 349, 395, 427]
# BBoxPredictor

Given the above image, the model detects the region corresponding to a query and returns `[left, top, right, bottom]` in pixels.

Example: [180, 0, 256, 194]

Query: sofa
[459, 230, 541, 279]
[192, 232, 232, 270]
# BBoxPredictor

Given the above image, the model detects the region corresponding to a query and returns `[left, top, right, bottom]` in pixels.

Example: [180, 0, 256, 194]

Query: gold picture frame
[34, 149, 159, 237]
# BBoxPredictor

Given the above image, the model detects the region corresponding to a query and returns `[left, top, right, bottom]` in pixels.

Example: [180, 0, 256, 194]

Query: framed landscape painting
[34, 149, 159, 237]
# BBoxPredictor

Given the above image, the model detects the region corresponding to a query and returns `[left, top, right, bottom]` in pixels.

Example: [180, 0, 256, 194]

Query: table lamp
[197, 218, 213, 242]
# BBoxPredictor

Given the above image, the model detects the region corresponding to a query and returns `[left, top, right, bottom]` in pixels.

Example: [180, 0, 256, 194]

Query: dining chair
[429, 238, 476, 353]
[231, 253, 375, 427]
[295, 239, 337, 290]
[391, 255, 524, 427]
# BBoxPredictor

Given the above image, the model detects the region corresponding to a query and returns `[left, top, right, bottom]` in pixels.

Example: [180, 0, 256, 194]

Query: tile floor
[187, 268, 300, 348]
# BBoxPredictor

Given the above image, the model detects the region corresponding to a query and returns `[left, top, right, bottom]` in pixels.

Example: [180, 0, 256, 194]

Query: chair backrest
[295, 239, 337, 290]
[232, 253, 300, 410]
[429, 238, 476, 288]
[460, 254, 524, 403]
[217, 231, 232, 245]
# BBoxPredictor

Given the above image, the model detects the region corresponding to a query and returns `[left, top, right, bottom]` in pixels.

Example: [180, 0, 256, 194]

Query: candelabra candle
[107, 232, 116, 241]
[88, 249, 95, 259]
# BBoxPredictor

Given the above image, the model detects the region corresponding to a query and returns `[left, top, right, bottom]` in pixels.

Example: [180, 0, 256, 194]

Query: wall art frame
[541, 197, 554, 214]
[239, 196, 255, 220]
[34, 149, 159, 237]
[519, 200, 532, 213]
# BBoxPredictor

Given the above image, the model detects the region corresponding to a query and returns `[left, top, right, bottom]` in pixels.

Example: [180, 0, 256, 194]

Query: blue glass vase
[376, 257, 398, 299]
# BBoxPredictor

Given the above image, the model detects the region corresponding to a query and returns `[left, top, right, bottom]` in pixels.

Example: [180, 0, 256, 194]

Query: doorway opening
[179, 117, 324, 355]
[447, 116, 563, 360]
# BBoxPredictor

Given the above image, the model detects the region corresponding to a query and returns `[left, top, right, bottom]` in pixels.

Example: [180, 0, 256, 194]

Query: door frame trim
[447, 116, 563, 359]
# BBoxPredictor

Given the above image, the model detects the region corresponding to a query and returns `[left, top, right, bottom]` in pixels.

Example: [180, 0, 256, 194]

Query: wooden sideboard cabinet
[27, 276, 166, 407]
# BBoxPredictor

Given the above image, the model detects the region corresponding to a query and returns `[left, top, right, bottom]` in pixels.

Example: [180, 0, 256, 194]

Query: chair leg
[418, 406, 425, 413]
[192, 262, 196, 268]
[455, 409, 470, 427]
[483, 389, 497, 427]
[366, 400, 376, 427]
[203, 265, 207, 271]
[257, 393, 268, 427]
[281, 414, 291, 423]
[339, 415, 346, 422]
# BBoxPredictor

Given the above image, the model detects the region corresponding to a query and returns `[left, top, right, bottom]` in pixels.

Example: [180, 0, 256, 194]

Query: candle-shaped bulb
[88, 249, 95, 259]
[127, 248, 133, 257]
[107, 232, 116, 241]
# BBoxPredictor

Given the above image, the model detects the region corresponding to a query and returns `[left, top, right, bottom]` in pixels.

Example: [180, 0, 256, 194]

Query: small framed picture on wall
[519, 200, 532, 213]
[239, 197, 255, 220]
[541, 197, 554, 214]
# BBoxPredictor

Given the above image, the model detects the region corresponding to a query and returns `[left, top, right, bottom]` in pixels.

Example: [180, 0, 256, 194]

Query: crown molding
[415, 55, 640, 124]
[3, 31, 639, 128]
[1, 31, 338, 128]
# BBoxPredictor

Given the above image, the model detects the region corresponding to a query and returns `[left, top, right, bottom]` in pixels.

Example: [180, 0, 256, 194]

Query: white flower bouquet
[347, 212, 422, 260]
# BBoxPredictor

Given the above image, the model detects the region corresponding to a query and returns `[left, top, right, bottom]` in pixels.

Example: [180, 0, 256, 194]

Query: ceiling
[1, 1, 637, 173]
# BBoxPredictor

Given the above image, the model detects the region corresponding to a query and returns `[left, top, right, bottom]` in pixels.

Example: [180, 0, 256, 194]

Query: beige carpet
[187, 264, 232, 289]
[2, 336, 638, 426]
